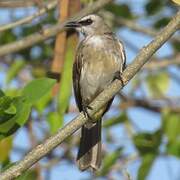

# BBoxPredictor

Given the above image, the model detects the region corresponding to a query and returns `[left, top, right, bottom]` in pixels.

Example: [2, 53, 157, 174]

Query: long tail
[77, 119, 101, 171]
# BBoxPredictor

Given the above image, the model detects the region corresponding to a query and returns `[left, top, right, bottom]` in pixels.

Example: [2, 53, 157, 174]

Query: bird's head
[65, 14, 111, 36]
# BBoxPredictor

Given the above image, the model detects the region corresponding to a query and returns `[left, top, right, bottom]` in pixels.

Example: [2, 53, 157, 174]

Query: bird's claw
[82, 104, 93, 121]
[114, 71, 124, 86]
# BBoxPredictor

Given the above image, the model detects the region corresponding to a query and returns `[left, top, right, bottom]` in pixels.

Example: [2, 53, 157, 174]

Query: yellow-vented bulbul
[65, 14, 126, 171]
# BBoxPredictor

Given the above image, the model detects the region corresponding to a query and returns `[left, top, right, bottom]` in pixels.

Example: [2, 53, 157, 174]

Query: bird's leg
[82, 102, 94, 121]
[114, 71, 124, 86]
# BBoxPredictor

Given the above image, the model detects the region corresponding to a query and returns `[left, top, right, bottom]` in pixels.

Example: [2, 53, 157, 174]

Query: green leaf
[0, 96, 16, 124]
[35, 91, 52, 114]
[21, 78, 56, 105]
[166, 140, 180, 158]
[0, 97, 31, 135]
[154, 17, 170, 29]
[0, 124, 20, 138]
[6, 60, 25, 84]
[12, 97, 31, 126]
[47, 112, 63, 134]
[133, 130, 162, 155]
[0, 89, 5, 97]
[163, 111, 180, 142]
[0, 96, 13, 114]
[146, 72, 169, 97]
[0, 114, 17, 134]
[105, 3, 133, 19]
[172, 40, 180, 52]
[4, 103, 16, 115]
[58, 41, 74, 127]
[0, 29, 16, 44]
[0, 136, 12, 163]
[137, 153, 156, 180]
[97, 147, 123, 176]
[15, 169, 38, 180]
[145, 0, 164, 15]
[103, 113, 128, 128]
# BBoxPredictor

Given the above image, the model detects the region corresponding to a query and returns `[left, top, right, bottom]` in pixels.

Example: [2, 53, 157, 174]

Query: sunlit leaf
[167, 140, 180, 158]
[0, 96, 13, 114]
[137, 153, 156, 180]
[21, 78, 56, 105]
[0, 116, 16, 134]
[35, 91, 52, 114]
[11, 97, 31, 126]
[4, 103, 16, 115]
[146, 72, 169, 97]
[0, 97, 30, 135]
[97, 147, 123, 176]
[103, 113, 128, 128]
[58, 40, 74, 127]
[0, 136, 12, 163]
[6, 60, 25, 84]
[0, 96, 16, 124]
[47, 112, 63, 134]
[163, 111, 180, 142]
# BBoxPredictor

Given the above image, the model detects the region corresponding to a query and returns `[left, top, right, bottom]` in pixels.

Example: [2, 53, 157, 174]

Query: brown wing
[73, 42, 84, 111]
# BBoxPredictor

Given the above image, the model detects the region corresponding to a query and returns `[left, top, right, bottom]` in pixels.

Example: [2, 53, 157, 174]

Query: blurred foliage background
[0, 0, 180, 179]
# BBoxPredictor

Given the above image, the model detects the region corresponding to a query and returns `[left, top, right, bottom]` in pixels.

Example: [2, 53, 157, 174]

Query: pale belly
[79, 53, 121, 104]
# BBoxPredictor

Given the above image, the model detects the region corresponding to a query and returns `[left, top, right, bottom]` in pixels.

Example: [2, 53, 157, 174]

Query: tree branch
[144, 53, 180, 70]
[0, 0, 57, 32]
[115, 15, 180, 43]
[0, 0, 112, 57]
[0, 0, 36, 8]
[0, 9, 179, 180]
[119, 93, 180, 113]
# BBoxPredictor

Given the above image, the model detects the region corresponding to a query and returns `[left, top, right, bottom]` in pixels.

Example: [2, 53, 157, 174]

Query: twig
[115, 16, 180, 43]
[144, 53, 180, 70]
[0, 0, 36, 8]
[119, 94, 180, 113]
[0, 0, 112, 57]
[0, 10, 179, 180]
[0, 0, 57, 32]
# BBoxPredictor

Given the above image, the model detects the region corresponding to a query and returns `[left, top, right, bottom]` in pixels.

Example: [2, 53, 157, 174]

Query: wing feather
[73, 42, 84, 111]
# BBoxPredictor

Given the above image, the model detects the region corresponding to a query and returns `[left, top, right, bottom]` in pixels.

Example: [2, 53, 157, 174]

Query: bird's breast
[85, 36, 104, 47]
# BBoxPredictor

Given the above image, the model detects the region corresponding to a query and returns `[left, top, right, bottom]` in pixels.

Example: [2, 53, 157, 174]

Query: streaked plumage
[66, 14, 126, 171]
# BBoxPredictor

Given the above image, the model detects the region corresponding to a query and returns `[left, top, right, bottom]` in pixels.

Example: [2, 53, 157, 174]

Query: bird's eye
[79, 18, 93, 26]
[86, 19, 93, 24]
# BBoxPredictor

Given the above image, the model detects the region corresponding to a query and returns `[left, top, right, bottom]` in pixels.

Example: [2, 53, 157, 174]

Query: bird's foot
[114, 71, 124, 86]
[82, 103, 93, 121]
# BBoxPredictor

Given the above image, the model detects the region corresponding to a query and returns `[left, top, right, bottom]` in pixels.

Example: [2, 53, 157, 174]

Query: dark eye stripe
[79, 19, 93, 26]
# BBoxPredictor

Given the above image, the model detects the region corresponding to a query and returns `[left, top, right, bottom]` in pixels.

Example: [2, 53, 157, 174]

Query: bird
[65, 14, 126, 171]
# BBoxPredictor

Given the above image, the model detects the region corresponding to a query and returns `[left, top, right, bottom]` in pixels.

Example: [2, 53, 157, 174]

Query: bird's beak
[65, 21, 81, 28]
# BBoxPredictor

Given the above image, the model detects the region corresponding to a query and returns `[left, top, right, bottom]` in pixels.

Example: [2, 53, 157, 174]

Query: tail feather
[77, 119, 101, 171]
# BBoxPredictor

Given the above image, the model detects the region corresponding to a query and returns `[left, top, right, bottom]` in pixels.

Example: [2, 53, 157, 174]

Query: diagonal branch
[0, 0, 112, 57]
[0, 0, 36, 8]
[144, 53, 180, 70]
[0, 0, 58, 32]
[115, 15, 180, 43]
[0, 9, 179, 180]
